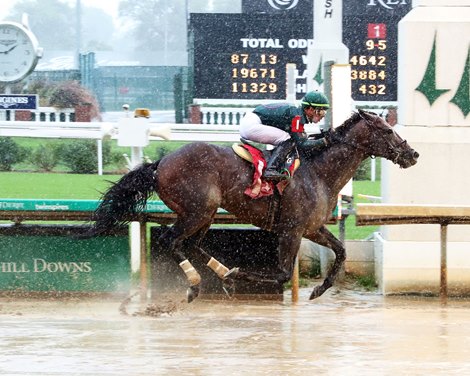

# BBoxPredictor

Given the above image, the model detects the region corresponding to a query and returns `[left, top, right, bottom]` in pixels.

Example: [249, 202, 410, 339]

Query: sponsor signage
[0, 94, 38, 110]
[0, 199, 174, 213]
[0, 225, 130, 293]
[0, 199, 228, 214]
[0, 199, 232, 293]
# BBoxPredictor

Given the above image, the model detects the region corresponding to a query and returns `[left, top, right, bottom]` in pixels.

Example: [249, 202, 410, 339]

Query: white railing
[0, 107, 75, 122]
[2, 106, 249, 125]
[170, 123, 240, 141]
[0, 119, 242, 175]
[200, 107, 251, 125]
[0, 121, 240, 142]
[0, 120, 114, 139]
[32, 107, 74, 122]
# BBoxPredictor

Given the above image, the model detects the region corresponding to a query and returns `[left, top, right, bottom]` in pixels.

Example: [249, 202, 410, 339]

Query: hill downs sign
[0, 225, 130, 294]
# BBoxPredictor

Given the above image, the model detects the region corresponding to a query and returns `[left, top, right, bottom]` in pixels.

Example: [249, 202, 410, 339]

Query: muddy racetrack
[1, 286, 470, 375]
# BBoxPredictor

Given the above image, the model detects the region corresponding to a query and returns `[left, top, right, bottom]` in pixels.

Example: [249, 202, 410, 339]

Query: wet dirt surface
[1, 286, 470, 375]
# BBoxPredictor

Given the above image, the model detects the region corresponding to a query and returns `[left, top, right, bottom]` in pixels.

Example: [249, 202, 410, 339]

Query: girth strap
[264, 189, 282, 231]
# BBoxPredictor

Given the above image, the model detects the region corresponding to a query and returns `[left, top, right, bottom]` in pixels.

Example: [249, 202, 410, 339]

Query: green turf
[326, 180, 381, 240]
[0, 172, 121, 199]
[0, 171, 381, 239]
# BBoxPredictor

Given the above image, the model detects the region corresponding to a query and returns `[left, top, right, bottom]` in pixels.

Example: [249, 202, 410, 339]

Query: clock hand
[0, 44, 19, 54]
[6, 44, 19, 53]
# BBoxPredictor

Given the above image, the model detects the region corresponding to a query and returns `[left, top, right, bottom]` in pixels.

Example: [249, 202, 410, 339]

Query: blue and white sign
[0, 94, 38, 110]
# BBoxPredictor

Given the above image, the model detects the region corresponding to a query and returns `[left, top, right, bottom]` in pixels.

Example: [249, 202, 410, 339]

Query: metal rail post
[291, 256, 299, 303]
[140, 221, 148, 301]
[440, 223, 448, 304]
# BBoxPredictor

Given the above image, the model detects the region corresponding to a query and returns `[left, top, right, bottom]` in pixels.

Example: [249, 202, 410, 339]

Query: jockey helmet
[301, 91, 330, 109]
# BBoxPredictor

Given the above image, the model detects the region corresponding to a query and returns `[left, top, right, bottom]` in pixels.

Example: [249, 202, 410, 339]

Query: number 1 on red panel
[367, 23, 386, 39]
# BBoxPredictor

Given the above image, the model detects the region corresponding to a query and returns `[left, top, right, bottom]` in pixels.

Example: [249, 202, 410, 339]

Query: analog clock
[0, 21, 42, 83]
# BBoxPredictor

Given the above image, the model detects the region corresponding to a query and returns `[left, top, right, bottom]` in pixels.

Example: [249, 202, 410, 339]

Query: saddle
[233, 138, 300, 174]
[232, 138, 300, 198]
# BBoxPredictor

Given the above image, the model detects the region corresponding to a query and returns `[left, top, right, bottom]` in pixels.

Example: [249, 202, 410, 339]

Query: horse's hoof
[222, 279, 235, 298]
[309, 286, 324, 300]
[187, 285, 200, 303]
[223, 267, 240, 279]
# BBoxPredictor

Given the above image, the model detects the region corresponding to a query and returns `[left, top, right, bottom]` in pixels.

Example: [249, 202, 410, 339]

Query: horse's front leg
[304, 225, 346, 300]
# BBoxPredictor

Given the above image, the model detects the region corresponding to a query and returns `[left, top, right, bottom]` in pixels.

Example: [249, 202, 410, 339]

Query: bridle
[331, 114, 408, 164]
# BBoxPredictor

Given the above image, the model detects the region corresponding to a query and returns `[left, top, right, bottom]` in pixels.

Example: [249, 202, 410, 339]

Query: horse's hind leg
[157, 216, 215, 303]
[157, 225, 201, 300]
[305, 225, 346, 300]
[186, 226, 238, 296]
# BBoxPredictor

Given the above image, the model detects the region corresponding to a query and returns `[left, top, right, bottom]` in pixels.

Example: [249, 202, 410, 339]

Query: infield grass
[0, 172, 121, 199]
[0, 172, 380, 239]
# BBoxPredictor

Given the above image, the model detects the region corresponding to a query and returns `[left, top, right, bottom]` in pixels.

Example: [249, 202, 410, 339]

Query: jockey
[239, 91, 330, 181]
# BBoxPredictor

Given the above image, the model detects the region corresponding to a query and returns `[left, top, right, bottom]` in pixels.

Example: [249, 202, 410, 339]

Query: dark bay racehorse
[87, 110, 419, 302]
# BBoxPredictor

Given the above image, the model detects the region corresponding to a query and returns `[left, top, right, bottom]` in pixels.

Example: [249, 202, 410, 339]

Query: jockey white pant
[239, 112, 291, 146]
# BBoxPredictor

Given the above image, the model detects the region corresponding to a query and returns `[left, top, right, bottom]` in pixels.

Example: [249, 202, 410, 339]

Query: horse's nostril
[413, 151, 420, 159]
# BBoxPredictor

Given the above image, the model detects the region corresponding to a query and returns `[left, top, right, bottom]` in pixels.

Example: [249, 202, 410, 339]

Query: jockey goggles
[302, 102, 328, 117]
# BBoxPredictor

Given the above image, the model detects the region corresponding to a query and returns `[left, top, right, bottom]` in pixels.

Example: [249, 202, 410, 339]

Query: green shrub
[354, 159, 370, 180]
[0, 137, 26, 171]
[154, 145, 171, 161]
[60, 140, 111, 173]
[301, 255, 321, 279]
[354, 275, 378, 291]
[109, 150, 129, 171]
[353, 158, 381, 181]
[30, 143, 61, 171]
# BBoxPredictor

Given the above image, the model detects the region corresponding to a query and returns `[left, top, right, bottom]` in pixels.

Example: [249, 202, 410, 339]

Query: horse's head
[333, 109, 419, 168]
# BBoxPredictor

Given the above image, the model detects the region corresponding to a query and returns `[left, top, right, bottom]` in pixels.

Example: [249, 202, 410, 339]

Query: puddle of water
[1, 287, 470, 375]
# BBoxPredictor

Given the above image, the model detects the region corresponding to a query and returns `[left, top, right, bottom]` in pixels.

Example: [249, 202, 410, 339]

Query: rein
[330, 115, 408, 164]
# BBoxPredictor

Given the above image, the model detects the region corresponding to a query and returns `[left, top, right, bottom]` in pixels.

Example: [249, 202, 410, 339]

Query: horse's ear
[358, 109, 375, 122]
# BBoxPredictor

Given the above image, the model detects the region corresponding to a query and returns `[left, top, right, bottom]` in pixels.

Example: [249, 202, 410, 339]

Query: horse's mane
[326, 110, 380, 142]
[299, 111, 376, 159]
[331, 111, 363, 136]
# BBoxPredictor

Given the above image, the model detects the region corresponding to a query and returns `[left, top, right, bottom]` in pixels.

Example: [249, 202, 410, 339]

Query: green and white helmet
[301, 91, 330, 109]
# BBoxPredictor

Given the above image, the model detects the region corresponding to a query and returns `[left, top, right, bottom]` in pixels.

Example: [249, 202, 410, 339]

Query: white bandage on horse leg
[207, 257, 230, 279]
[179, 260, 201, 286]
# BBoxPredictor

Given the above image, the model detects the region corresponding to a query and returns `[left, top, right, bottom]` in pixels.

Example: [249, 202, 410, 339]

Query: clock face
[0, 22, 41, 83]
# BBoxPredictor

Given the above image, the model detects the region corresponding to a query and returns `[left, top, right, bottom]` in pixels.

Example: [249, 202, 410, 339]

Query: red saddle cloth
[241, 144, 294, 199]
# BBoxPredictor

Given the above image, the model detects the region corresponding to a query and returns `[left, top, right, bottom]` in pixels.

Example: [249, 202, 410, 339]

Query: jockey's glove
[298, 137, 329, 151]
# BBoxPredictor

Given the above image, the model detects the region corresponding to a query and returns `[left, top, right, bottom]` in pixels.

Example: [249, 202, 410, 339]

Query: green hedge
[1, 138, 115, 174]
[2, 137, 381, 180]
[0, 137, 27, 171]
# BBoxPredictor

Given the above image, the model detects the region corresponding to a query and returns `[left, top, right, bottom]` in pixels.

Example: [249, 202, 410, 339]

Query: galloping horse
[87, 109, 419, 302]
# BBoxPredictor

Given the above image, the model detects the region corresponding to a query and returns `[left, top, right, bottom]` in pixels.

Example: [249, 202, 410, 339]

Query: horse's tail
[86, 161, 160, 236]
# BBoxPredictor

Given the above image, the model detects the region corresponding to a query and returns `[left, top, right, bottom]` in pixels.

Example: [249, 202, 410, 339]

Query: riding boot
[263, 139, 296, 181]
